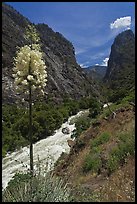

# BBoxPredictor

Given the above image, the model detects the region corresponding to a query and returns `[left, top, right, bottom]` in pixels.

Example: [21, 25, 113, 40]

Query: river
[2, 110, 89, 190]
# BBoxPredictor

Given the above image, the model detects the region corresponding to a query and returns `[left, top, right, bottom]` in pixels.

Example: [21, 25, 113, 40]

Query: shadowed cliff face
[2, 3, 99, 104]
[104, 30, 135, 91]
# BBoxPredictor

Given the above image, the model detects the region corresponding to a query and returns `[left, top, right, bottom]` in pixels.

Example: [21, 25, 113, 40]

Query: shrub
[91, 132, 111, 148]
[2, 102, 68, 155]
[121, 92, 135, 104]
[107, 130, 135, 174]
[71, 116, 91, 139]
[109, 89, 128, 103]
[78, 98, 91, 109]
[106, 154, 120, 174]
[59, 107, 69, 122]
[83, 147, 102, 173]
[89, 99, 102, 118]
[2, 171, 71, 202]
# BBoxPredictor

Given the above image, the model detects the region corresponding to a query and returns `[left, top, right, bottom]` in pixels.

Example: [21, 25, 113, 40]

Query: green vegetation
[71, 98, 103, 139]
[3, 90, 133, 157]
[3, 90, 133, 158]
[120, 90, 135, 104]
[107, 130, 135, 174]
[2, 170, 71, 202]
[89, 98, 102, 118]
[83, 132, 111, 173]
[91, 132, 111, 147]
[108, 87, 135, 104]
[71, 116, 91, 139]
[2, 97, 100, 157]
[100, 94, 134, 119]
[2, 104, 29, 155]
[82, 126, 135, 176]
[83, 147, 102, 173]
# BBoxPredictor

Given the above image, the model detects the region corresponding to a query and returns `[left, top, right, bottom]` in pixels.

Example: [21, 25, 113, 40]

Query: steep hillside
[104, 30, 135, 100]
[2, 3, 99, 104]
[54, 105, 135, 202]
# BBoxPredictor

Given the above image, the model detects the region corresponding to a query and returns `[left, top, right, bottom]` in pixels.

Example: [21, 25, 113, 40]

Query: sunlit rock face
[2, 3, 99, 105]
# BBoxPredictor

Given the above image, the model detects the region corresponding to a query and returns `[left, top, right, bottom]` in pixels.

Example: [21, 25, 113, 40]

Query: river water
[2, 110, 88, 190]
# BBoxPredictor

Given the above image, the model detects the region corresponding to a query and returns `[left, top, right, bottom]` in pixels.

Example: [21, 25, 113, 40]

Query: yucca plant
[12, 24, 47, 176]
[2, 161, 71, 202]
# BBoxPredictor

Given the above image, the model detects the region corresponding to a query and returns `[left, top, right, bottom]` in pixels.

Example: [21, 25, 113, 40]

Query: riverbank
[2, 109, 88, 190]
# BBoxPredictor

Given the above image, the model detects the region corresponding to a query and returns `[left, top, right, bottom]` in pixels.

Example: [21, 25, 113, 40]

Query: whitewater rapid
[2, 110, 88, 190]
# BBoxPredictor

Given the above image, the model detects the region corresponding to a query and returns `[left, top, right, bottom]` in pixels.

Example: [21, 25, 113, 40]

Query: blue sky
[5, 2, 135, 68]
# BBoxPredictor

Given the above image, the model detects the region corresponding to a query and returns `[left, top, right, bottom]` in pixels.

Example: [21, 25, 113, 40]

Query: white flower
[32, 85, 36, 90]
[22, 98, 25, 102]
[40, 90, 44, 95]
[42, 83, 46, 87]
[27, 75, 34, 81]
[43, 78, 47, 83]
[12, 74, 17, 78]
[22, 80, 28, 85]
[14, 77, 22, 85]
[13, 41, 47, 96]
[17, 71, 21, 76]
[24, 90, 29, 95]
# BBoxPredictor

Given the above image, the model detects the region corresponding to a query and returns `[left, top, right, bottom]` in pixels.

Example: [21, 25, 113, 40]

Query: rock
[116, 107, 125, 113]
[62, 127, 70, 134]
[67, 139, 75, 148]
[104, 29, 135, 94]
[104, 116, 108, 120]
[2, 3, 100, 104]
[92, 120, 101, 127]
[103, 103, 112, 108]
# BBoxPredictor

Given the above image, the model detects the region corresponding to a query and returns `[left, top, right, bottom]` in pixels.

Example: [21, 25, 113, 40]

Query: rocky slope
[104, 30, 135, 92]
[2, 3, 99, 104]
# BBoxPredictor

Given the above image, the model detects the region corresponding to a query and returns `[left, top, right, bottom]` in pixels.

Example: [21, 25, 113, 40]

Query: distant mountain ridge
[2, 3, 100, 104]
[83, 65, 107, 80]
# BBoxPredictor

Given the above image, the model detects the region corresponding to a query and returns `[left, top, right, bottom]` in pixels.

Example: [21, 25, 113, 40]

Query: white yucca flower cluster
[25, 24, 40, 43]
[13, 43, 47, 95]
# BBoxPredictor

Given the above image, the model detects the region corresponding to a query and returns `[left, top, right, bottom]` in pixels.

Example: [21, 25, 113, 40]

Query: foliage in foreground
[2, 170, 71, 202]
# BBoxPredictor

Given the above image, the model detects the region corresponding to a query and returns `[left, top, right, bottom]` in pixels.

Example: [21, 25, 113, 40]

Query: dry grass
[55, 107, 135, 202]
[97, 156, 135, 202]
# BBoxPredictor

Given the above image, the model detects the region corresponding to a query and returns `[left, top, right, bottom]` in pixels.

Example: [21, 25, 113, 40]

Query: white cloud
[110, 16, 131, 30]
[79, 61, 90, 68]
[100, 57, 109, 66]
[79, 63, 87, 68]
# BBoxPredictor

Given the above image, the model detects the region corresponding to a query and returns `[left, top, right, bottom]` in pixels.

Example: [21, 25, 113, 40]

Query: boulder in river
[62, 127, 70, 134]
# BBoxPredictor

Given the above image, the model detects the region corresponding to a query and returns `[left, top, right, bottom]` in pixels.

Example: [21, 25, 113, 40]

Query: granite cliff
[104, 30, 135, 92]
[2, 3, 99, 104]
